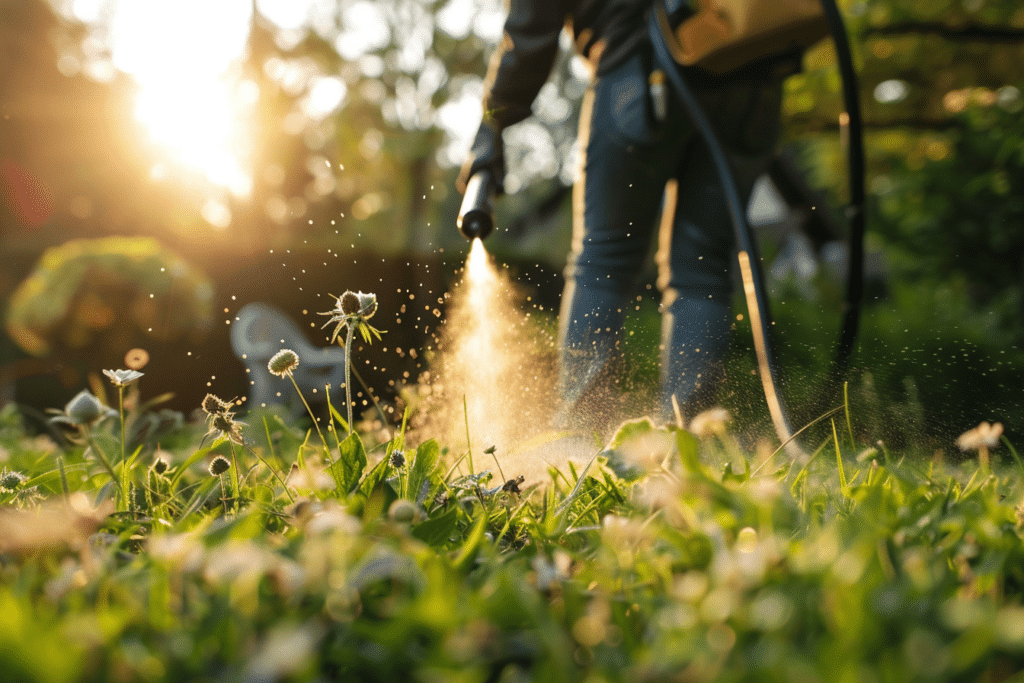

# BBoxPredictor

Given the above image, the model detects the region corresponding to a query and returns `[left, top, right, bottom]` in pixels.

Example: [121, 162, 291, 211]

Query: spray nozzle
[457, 170, 495, 240]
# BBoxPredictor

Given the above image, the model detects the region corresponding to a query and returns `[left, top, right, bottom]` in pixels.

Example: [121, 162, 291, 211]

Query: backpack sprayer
[457, 0, 866, 452]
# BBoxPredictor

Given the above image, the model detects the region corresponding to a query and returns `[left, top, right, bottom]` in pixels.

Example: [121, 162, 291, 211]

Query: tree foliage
[783, 0, 1024, 309]
[1, 0, 1023, 324]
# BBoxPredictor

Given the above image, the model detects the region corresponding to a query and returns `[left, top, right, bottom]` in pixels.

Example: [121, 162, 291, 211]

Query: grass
[1, 367, 1024, 683]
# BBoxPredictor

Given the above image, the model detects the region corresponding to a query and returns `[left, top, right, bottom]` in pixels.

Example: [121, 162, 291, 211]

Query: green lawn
[1, 385, 1023, 683]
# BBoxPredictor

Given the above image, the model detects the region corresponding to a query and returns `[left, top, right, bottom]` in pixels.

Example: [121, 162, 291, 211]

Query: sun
[134, 79, 254, 198]
[107, 0, 256, 197]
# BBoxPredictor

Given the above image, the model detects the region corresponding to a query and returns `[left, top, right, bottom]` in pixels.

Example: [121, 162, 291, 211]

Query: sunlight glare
[335, 2, 391, 60]
[301, 76, 348, 120]
[108, 0, 255, 197]
[435, 86, 483, 167]
[255, 0, 317, 31]
[134, 82, 253, 197]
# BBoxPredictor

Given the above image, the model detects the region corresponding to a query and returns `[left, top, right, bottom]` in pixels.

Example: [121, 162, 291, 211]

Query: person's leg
[557, 52, 680, 428]
[658, 74, 785, 421]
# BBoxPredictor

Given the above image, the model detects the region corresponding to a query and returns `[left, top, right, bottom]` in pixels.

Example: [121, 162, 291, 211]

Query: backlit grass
[0, 370, 1023, 682]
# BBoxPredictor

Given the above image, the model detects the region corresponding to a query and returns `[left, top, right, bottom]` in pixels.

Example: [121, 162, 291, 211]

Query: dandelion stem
[117, 385, 126, 465]
[218, 472, 230, 516]
[227, 439, 241, 512]
[288, 373, 331, 461]
[490, 450, 506, 484]
[116, 384, 131, 514]
[344, 323, 355, 436]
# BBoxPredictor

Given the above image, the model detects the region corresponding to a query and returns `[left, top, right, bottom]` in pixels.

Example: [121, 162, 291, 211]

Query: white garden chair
[229, 302, 346, 413]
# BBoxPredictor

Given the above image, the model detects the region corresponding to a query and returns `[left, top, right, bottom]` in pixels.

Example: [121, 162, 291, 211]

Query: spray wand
[457, 170, 496, 240]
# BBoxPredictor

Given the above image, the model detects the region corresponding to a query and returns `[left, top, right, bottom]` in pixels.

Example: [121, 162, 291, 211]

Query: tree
[782, 0, 1024, 310]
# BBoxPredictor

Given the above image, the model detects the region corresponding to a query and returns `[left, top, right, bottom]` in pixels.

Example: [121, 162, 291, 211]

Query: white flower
[102, 368, 144, 387]
[956, 421, 1004, 451]
[689, 407, 731, 438]
[532, 550, 572, 591]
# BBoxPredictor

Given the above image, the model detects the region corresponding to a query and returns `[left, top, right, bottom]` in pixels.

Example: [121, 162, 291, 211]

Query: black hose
[649, 7, 799, 453]
[819, 0, 866, 382]
[648, 1, 867, 455]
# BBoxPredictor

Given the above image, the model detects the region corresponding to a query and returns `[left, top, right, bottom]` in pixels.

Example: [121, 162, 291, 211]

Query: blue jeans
[557, 51, 785, 427]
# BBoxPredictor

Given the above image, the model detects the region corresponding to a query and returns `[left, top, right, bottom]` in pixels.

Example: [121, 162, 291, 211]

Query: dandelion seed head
[319, 290, 383, 345]
[268, 349, 300, 378]
[56, 390, 107, 426]
[389, 450, 406, 469]
[211, 412, 236, 434]
[209, 456, 231, 476]
[202, 393, 232, 416]
[0, 470, 26, 491]
[340, 291, 360, 315]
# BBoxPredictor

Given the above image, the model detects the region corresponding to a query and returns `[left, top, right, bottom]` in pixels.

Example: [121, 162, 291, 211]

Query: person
[459, 0, 799, 431]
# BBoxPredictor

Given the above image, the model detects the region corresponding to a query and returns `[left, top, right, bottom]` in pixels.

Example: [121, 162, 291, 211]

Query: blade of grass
[177, 478, 220, 522]
[1001, 435, 1024, 474]
[554, 451, 599, 517]
[493, 498, 532, 548]
[240, 442, 295, 503]
[563, 495, 605, 533]
[843, 381, 856, 448]
[833, 419, 849, 497]
[442, 450, 471, 484]
[169, 443, 219, 490]
[57, 456, 70, 501]
[463, 396, 474, 475]
[262, 416, 280, 468]
[786, 437, 828, 487]
[452, 511, 488, 573]
[753, 405, 844, 476]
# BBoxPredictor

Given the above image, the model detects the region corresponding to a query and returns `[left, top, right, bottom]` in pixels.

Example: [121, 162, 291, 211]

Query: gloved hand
[457, 119, 505, 195]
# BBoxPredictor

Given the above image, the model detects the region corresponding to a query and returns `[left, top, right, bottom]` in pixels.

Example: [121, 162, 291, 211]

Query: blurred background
[1, 0, 1023, 451]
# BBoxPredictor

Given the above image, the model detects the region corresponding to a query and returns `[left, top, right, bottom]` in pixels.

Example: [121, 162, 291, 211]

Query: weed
[318, 290, 384, 435]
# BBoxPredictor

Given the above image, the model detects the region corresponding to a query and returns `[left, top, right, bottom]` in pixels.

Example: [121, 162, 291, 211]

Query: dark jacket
[481, 0, 653, 128]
